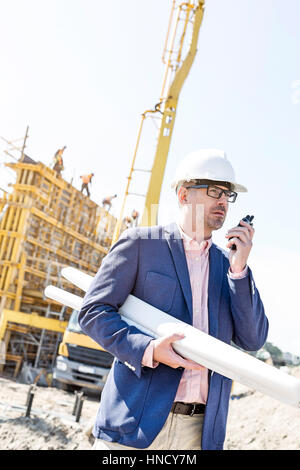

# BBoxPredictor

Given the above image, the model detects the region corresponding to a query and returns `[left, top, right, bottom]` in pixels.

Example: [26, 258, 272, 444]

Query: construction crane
[112, 0, 205, 244]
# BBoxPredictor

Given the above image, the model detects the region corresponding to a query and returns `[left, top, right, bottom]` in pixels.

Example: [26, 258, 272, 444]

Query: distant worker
[131, 209, 139, 226]
[123, 215, 133, 230]
[102, 194, 117, 212]
[80, 173, 94, 197]
[52, 146, 66, 177]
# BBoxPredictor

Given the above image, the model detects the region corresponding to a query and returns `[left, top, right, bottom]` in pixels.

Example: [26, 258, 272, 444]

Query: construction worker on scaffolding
[102, 194, 117, 212]
[131, 209, 139, 226]
[122, 210, 139, 230]
[52, 146, 66, 177]
[123, 215, 133, 230]
[80, 173, 94, 197]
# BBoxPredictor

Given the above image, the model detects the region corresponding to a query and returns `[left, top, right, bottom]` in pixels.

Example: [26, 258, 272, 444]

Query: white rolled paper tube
[47, 271, 300, 408]
[44, 285, 83, 311]
[120, 295, 300, 408]
[44, 285, 156, 340]
[62, 267, 93, 292]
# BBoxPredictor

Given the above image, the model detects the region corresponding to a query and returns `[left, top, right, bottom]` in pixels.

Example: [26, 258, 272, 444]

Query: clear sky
[0, 0, 299, 354]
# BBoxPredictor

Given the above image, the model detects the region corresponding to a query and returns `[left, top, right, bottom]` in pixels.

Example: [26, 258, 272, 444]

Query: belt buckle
[189, 404, 196, 416]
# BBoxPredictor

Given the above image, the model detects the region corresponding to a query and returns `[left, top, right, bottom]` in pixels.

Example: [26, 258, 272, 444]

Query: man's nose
[217, 195, 228, 207]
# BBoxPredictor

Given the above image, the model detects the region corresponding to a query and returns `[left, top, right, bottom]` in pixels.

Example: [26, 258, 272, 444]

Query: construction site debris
[0, 376, 96, 450]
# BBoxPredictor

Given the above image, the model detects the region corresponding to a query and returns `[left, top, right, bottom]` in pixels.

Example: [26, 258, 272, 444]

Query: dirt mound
[224, 366, 300, 450]
[0, 376, 98, 450]
[0, 415, 86, 450]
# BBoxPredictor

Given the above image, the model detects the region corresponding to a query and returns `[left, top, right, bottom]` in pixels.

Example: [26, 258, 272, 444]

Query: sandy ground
[224, 365, 300, 450]
[0, 366, 300, 450]
[0, 377, 98, 450]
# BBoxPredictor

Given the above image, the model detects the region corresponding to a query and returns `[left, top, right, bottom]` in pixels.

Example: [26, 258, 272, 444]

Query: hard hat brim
[172, 179, 248, 193]
[231, 183, 248, 193]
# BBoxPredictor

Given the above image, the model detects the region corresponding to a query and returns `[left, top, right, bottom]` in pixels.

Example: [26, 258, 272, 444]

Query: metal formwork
[0, 159, 116, 377]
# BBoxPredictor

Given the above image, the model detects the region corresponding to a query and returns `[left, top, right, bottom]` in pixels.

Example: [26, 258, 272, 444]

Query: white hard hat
[171, 149, 247, 193]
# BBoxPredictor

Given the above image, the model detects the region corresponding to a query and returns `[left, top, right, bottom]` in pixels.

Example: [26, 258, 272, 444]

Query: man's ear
[177, 186, 188, 206]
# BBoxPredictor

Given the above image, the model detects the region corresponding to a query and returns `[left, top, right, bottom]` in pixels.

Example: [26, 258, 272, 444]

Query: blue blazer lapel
[164, 223, 193, 323]
[208, 244, 223, 338]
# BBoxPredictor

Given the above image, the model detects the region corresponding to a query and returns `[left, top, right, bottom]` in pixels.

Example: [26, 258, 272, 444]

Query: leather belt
[171, 402, 206, 416]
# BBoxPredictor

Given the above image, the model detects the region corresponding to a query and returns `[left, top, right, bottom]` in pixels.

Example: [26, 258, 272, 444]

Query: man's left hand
[225, 219, 255, 273]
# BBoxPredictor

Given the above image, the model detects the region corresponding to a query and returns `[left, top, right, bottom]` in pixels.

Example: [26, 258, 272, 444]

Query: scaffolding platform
[0, 159, 116, 378]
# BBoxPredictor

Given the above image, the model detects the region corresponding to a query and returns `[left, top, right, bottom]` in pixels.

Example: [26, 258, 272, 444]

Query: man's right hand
[152, 333, 205, 370]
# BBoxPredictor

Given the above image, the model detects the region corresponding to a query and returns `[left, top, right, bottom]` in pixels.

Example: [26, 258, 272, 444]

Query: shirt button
[195, 257, 199, 261]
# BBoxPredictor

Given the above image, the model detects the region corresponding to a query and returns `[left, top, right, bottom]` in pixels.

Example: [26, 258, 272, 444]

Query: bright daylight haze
[0, 0, 299, 355]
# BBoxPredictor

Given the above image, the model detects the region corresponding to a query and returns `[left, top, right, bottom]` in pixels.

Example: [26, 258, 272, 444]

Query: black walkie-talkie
[230, 215, 254, 251]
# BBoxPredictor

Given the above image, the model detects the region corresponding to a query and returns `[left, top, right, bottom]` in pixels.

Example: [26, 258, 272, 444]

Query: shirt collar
[176, 222, 212, 254]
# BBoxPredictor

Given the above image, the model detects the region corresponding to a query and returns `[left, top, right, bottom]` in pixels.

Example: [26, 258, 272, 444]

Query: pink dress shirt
[142, 224, 248, 404]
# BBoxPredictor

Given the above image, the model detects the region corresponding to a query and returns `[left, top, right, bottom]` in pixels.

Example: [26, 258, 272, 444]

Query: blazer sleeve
[228, 266, 269, 351]
[78, 228, 154, 378]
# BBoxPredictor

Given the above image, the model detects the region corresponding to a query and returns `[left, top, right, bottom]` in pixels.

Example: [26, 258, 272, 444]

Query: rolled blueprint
[44, 267, 300, 408]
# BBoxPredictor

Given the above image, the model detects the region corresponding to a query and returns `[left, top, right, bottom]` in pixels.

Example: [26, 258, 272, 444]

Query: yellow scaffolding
[0, 158, 116, 377]
[0, 1, 206, 379]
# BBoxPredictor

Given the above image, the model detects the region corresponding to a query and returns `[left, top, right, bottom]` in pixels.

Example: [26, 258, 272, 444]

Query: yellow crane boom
[112, 1, 205, 243]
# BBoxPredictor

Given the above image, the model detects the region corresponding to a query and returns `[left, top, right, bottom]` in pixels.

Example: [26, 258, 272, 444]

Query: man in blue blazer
[79, 149, 268, 450]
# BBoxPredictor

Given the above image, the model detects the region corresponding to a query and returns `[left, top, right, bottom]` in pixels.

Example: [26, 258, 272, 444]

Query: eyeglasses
[185, 184, 238, 203]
